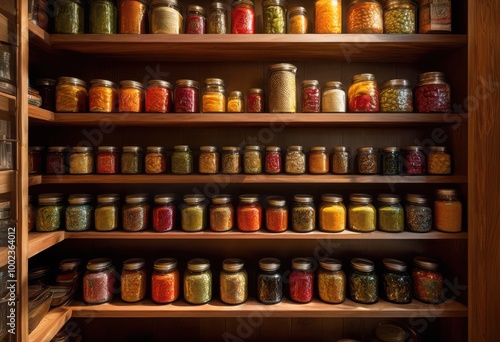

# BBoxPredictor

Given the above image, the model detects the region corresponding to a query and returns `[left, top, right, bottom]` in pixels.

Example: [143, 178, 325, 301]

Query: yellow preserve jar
[121, 258, 147, 303]
[434, 189, 462, 232]
[227, 91, 244, 112]
[319, 194, 346, 232]
[56, 77, 87, 112]
[315, 0, 342, 33]
[202, 78, 226, 113]
[348, 193, 376, 232]
[288, 7, 308, 34]
[427, 146, 451, 175]
[89, 79, 118, 113]
[348, 73, 380, 112]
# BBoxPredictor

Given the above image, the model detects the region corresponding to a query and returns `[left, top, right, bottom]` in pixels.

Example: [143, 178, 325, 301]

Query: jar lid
[183, 194, 205, 204]
[120, 80, 144, 90]
[435, 189, 457, 197]
[349, 193, 372, 204]
[324, 81, 344, 89]
[405, 194, 428, 204]
[35, 78, 57, 86]
[154, 258, 177, 272]
[98, 146, 118, 153]
[222, 258, 245, 272]
[86, 258, 113, 272]
[352, 73, 375, 83]
[403, 146, 423, 152]
[267, 196, 286, 207]
[154, 193, 175, 204]
[384, 0, 417, 10]
[97, 193, 120, 204]
[382, 146, 400, 153]
[265, 146, 281, 152]
[382, 258, 407, 272]
[268, 63, 297, 74]
[211, 194, 232, 205]
[302, 80, 319, 87]
[418, 71, 446, 83]
[176, 79, 200, 89]
[211, 2, 227, 10]
[332, 146, 349, 153]
[48, 146, 67, 153]
[377, 194, 401, 204]
[147, 146, 165, 153]
[381, 79, 411, 89]
[310, 146, 326, 152]
[200, 146, 217, 152]
[413, 256, 439, 270]
[239, 194, 259, 203]
[319, 258, 342, 272]
[357, 147, 375, 153]
[248, 88, 264, 94]
[58, 77, 87, 88]
[125, 193, 149, 204]
[430, 146, 447, 152]
[148, 79, 173, 89]
[259, 257, 280, 272]
[122, 146, 143, 153]
[229, 90, 243, 98]
[188, 4, 206, 15]
[263, 0, 286, 6]
[68, 194, 93, 205]
[288, 6, 307, 16]
[244, 145, 260, 151]
[29, 146, 44, 152]
[174, 145, 190, 151]
[375, 323, 406, 342]
[123, 258, 146, 271]
[287, 145, 303, 152]
[222, 146, 241, 152]
[293, 194, 313, 203]
[321, 193, 343, 203]
[58, 258, 82, 272]
[38, 193, 64, 204]
[151, 0, 176, 7]
[72, 146, 93, 153]
[351, 258, 375, 272]
[90, 79, 118, 89]
[187, 258, 210, 272]
[292, 257, 312, 271]
[205, 78, 224, 86]
[231, 0, 255, 8]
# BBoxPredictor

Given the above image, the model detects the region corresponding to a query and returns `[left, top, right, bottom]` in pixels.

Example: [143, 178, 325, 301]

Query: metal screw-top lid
[154, 194, 175, 204]
[287, 145, 303, 152]
[148, 79, 173, 89]
[332, 146, 349, 153]
[35, 78, 57, 86]
[86, 258, 113, 272]
[174, 145, 190, 152]
[319, 258, 342, 272]
[352, 73, 376, 83]
[187, 258, 210, 272]
[382, 258, 407, 272]
[125, 193, 149, 204]
[267, 196, 286, 207]
[377, 194, 401, 204]
[310, 146, 326, 152]
[122, 146, 143, 153]
[248, 88, 264, 94]
[418, 71, 446, 83]
[154, 258, 178, 272]
[239, 194, 259, 204]
[205, 78, 224, 86]
[48, 146, 67, 153]
[381, 78, 411, 90]
[211, 194, 232, 205]
[222, 146, 241, 152]
[58, 258, 82, 272]
[403, 146, 424, 152]
[259, 257, 280, 272]
[58, 77, 87, 88]
[375, 323, 406, 342]
[176, 79, 200, 90]
[321, 193, 343, 203]
[351, 258, 375, 272]
[383, 146, 400, 153]
[183, 194, 205, 204]
[429, 146, 448, 152]
[244, 145, 260, 151]
[293, 194, 313, 203]
[222, 258, 245, 272]
[413, 256, 439, 270]
[120, 80, 144, 90]
[349, 193, 373, 204]
[200, 146, 217, 153]
[72, 146, 93, 153]
[147, 146, 165, 153]
[90, 79, 118, 89]
[123, 258, 146, 271]
[357, 147, 375, 153]
[324, 81, 345, 89]
[405, 194, 428, 205]
[268, 63, 297, 74]
[68, 194, 93, 205]
[188, 4, 206, 16]
[265, 146, 281, 152]
[302, 80, 319, 88]
[435, 189, 458, 197]
[288, 6, 307, 17]
[263, 0, 286, 6]
[211, 1, 227, 10]
[229, 90, 243, 98]
[38, 193, 64, 204]
[98, 146, 118, 153]
[292, 257, 312, 271]
[97, 193, 120, 204]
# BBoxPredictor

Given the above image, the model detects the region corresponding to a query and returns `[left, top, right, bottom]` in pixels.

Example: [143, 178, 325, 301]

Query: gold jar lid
[90, 79, 118, 89]
[72, 146, 93, 153]
[57, 77, 87, 88]
[248, 88, 264, 94]
[293, 194, 313, 203]
[351, 258, 375, 272]
[287, 145, 303, 152]
[97, 193, 120, 204]
[125, 193, 149, 204]
[123, 258, 146, 271]
[267, 196, 286, 207]
[120, 80, 144, 90]
[321, 193, 343, 203]
[147, 146, 165, 153]
[98, 146, 118, 153]
[413, 256, 439, 270]
[239, 194, 259, 203]
[265, 146, 281, 152]
[59, 258, 82, 272]
[352, 73, 376, 83]
[148, 79, 173, 89]
[324, 81, 345, 89]
[187, 258, 210, 272]
[229, 90, 243, 98]
[174, 145, 190, 151]
[154, 194, 175, 204]
[183, 194, 205, 204]
[405, 194, 428, 204]
[86, 258, 113, 272]
[211, 194, 232, 205]
[48, 146, 67, 153]
[357, 147, 376, 153]
[382, 146, 400, 153]
[122, 146, 143, 153]
[268, 63, 297, 74]
[176, 79, 200, 89]
[384, 0, 417, 11]
[382, 258, 407, 272]
[332, 146, 350, 153]
[302, 80, 319, 88]
[349, 193, 372, 204]
[188, 4, 206, 16]
[154, 258, 177, 272]
[68, 194, 93, 205]
[222, 146, 241, 152]
[377, 194, 401, 204]
[205, 78, 224, 86]
[200, 146, 217, 152]
[381, 79, 411, 90]
[232, 0, 255, 8]
[38, 193, 64, 204]
[292, 257, 312, 271]
[222, 258, 245, 272]
[320, 258, 342, 272]
[310, 146, 326, 152]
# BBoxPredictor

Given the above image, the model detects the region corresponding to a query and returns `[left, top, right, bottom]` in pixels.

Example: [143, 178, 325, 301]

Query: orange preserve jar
[89, 79, 118, 113]
[151, 258, 180, 304]
[315, 0, 342, 33]
[308, 146, 329, 174]
[146, 79, 173, 113]
[265, 196, 288, 233]
[237, 194, 262, 232]
[288, 7, 308, 34]
[119, 80, 145, 113]
[119, 0, 148, 34]
[347, 0, 383, 33]
[56, 77, 87, 112]
[121, 258, 147, 303]
[434, 189, 462, 232]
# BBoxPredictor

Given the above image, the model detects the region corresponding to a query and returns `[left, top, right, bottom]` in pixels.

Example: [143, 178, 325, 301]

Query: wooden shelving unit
[28, 105, 54, 122]
[27, 231, 65, 259]
[28, 307, 72, 342]
[0, 170, 15, 193]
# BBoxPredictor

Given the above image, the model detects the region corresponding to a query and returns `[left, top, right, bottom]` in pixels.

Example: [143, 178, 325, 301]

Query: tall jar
[288, 6, 308, 34]
[122, 194, 150, 232]
[151, 258, 180, 304]
[319, 194, 346, 233]
[402, 146, 426, 175]
[69, 147, 94, 174]
[266, 196, 288, 233]
[174, 79, 200, 113]
[220, 258, 248, 305]
[348, 193, 376, 232]
[119, 0, 148, 34]
[289, 258, 314, 303]
[348, 73, 379, 112]
[119, 80, 145, 113]
[121, 258, 147, 302]
[202, 78, 226, 113]
[377, 194, 404, 232]
[146, 80, 173, 113]
[382, 258, 412, 304]
[65, 194, 93, 232]
[36, 193, 65, 232]
[356, 147, 378, 174]
[285, 146, 306, 174]
[181, 194, 207, 232]
[347, 0, 383, 33]
[349, 258, 378, 304]
[209, 1, 228, 34]
[247, 88, 264, 113]
[382, 147, 401, 175]
[257, 258, 283, 304]
[318, 259, 346, 305]
[264, 146, 282, 174]
[90, 0, 117, 34]
[412, 256, 443, 304]
[237, 194, 262, 232]
[314, 0, 342, 33]
[121, 146, 143, 174]
[262, 0, 287, 34]
[414, 72, 451, 113]
[405, 194, 432, 233]
[418, 0, 451, 33]
[268, 63, 297, 113]
[152, 194, 176, 232]
[54, 0, 84, 34]
[145, 146, 167, 174]
[171, 145, 193, 174]
[184, 258, 212, 304]
[94, 194, 120, 231]
[301, 80, 321, 113]
[34, 78, 56, 111]
[227, 91, 244, 112]
[434, 189, 462, 232]
[89, 79, 118, 113]
[221, 147, 241, 174]
[308, 146, 328, 174]
[231, 0, 255, 34]
[243, 145, 262, 174]
[46, 146, 67, 174]
[383, 0, 417, 34]
[292, 194, 315, 232]
[150, 0, 183, 34]
[331, 146, 351, 174]
[199, 146, 219, 174]
[427, 146, 451, 175]
[210, 195, 234, 232]
[380, 79, 413, 112]
[186, 5, 207, 34]
[83, 258, 116, 304]
[322, 81, 346, 112]
[56, 77, 87, 113]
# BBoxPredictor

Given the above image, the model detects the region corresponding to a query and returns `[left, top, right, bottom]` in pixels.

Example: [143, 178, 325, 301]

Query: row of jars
[30, 190, 462, 234]
[50, 0, 450, 35]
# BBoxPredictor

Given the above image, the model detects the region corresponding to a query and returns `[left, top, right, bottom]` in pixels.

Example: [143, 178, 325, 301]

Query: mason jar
[412, 256, 443, 304]
[288, 6, 308, 34]
[405, 194, 432, 233]
[292, 194, 315, 232]
[94, 194, 120, 231]
[149, 0, 183, 34]
[331, 146, 351, 174]
[237, 194, 262, 232]
[315, 0, 342, 33]
[90, 0, 117, 34]
[262, 0, 287, 34]
[319, 194, 346, 232]
[146, 80, 173, 113]
[347, 0, 383, 33]
[285, 146, 306, 174]
[264, 146, 282, 174]
[380, 79, 413, 112]
[121, 258, 147, 303]
[356, 147, 378, 174]
[120, 0, 149, 33]
[382, 147, 401, 175]
[210, 195, 234, 232]
[151, 258, 180, 304]
[174, 79, 200, 113]
[231, 0, 255, 34]
[89, 79, 118, 113]
[308, 146, 328, 174]
[289, 258, 314, 303]
[65, 194, 93, 232]
[56, 77, 87, 112]
[54, 0, 84, 34]
[257, 258, 283, 304]
[184, 258, 212, 304]
[268, 63, 297, 113]
[322, 81, 346, 112]
[199, 146, 219, 174]
[69, 146, 94, 174]
[318, 258, 346, 304]
[119, 80, 145, 113]
[221, 147, 241, 174]
[349, 258, 378, 304]
[46, 146, 67, 174]
[247, 88, 264, 113]
[377, 194, 404, 232]
[83, 258, 116, 304]
[171, 145, 193, 174]
[402, 146, 426, 175]
[121, 146, 144, 174]
[382, 258, 412, 304]
[181, 194, 207, 232]
[185, 5, 207, 34]
[348, 193, 376, 232]
[220, 258, 248, 305]
[302, 80, 321, 113]
[145, 146, 167, 174]
[152, 194, 176, 232]
[348, 73, 379, 112]
[414, 72, 451, 113]
[383, 0, 417, 34]
[427, 146, 452, 175]
[434, 189, 462, 232]
[227, 91, 244, 112]
[202, 78, 226, 113]
[265, 196, 288, 233]
[243, 145, 262, 174]
[209, 1, 228, 34]
[122, 194, 150, 232]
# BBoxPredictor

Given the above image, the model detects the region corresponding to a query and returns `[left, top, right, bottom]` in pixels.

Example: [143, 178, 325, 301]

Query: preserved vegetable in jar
[83, 258, 116, 304]
[122, 194, 150, 232]
[145, 146, 167, 174]
[174, 79, 200, 113]
[434, 189, 462, 232]
[405, 194, 432, 233]
[186, 5, 207, 34]
[348, 73, 379, 112]
[151, 258, 180, 304]
[171, 145, 193, 174]
[90, 0, 117, 34]
[315, 0, 342, 33]
[318, 258, 346, 304]
[146, 80, 173, 113]
[349, 258, 378, 304]
[382, 258, 412, 304]
[199, 146, 219, 174]
[427, 146, 451, 174]
[69, 147, 94, 174]
[36, 193, 65, 232]
[209, 1, 228, 34]
[285, 146, 306, 174]
[347, 0, 383, 33]
[184, 258, 212, 304]
[150, 0, 183, 34]
[121, 146, 143, 174]
[418, 0, 451, 33]
[243, 145, 262, 174]
[348, 193, 376, 232]
[46, 146, 67, 174]
[302, 80, 320, 113]
[65, 194, 93, 231]
[119, 0, 148, 34]
[319, 194, 346, 232]
[220, 259, 248, 304]
[265, 146, 281, 174]
[56, 77, 87, 112]
[34, 78, 56, 111]
[237, 194, 262, 232]
[152, 194, 176, 232]
[331, 146, 351, 174]
[262, 0, 286, 34]
[97, 146, 118, 174]
[89, 79, 118, 113]
[202, 78, 226, 113]
[181, 194, 207, 232]
[121, 258, 147, 302]
[414, 72, 451, 112]
[54, 0, 84, 34]
[289, 258, 314, 303]
[292, 194, 315, 232]
[377, 194, 404, 232]
[210, 195, 234, 232]
[94, 194, 120, 231]
[380, 79, 413, 112]
[231, 0, 255, 34]
[308, 146, 328, 174]
[288, 7, 308, 34]
[119, 80, 144, 113]
[384, 0, 416, 34]
[268, 63, 297, 113]
[257, 258, 283, 304]
[382, 147, 401, 175]
[265, 196, 288, 233]
[322, 81, 346, 112]
[412, 256, 443, 303]
[221, 147, 241, 174]
[247, 88, 264, 113]
[402, 146, 426, 175]
[227, 91, 244, 112]
[357, 147, 378, 174]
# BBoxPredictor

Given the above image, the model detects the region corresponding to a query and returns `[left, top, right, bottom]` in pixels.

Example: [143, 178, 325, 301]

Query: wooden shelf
[0, 170, 15, 194]
[0, 247, 7, 267]
[0, 91, 16, 101]
[28, 105, 54, 122]
[28, 307, 72, 342]
[29, 175, 42, 186]
[28, 231, 65, 260]
[28, 21, 51, 51]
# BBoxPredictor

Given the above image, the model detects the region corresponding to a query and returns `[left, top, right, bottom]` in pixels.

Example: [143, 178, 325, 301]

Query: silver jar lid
[222, 146, 241, 152]
[352, 73, 376, 83]
[97, 194, 120, 204]
[310, 146, 326, 152]
[302, 80, 319, 88]
[229, 90, 243, 98]
[351, 258, 375, 272]
[200, 146, 217, 153]
[222, 258, 245, 272]
[405, 194, 428, 204]
[183, 194, 205, 204]
[90, 79, 118, 89]
[293, 194, 313, 203]
[267, 196, 286, 207]
[268, 63, 297, 74]
[68, 194, 93, 205]
[413, 256, 439, 270]
[377, 194, 401, 204]
[38, 193, 64, 204]
[248, 88, 264, 94]
[154, 258, 178, 272]
[319, 258, 342, 272]
[287, 145, 303, 152]
[239, 194, 259, 204]
[259, 257, 280, 272]
[147, 146, 165, 153]
[122, 146, 143, 153]
[265, 146, 281, 152]
[382, 146, 400, 153]
[382, 258, 407, 272]
[324, 81, 344, 89]
[98, 146, 118, 153]
[381, 78, 411, 90]
[174, 145, 190, 152]
[292, 257, 312, 271]
[188, 4, 206, 16]
[125, 193, 149, 204]
[211, 194, 232, 205]
[123, 258, 146, 271]
[86, 258, 113, 272]
[72, 146, 93, 153]
[332, 146, 350, 153]
[58, 77, 87, 88]
[288, 6, 307, 17]
[154, 194, 175, 204]
[321, 193, 343, 203]
[148, 79, 173, 89]
[349, 193, 373, 204]
[187, 258, 210, 272]
[244, 145, 260, 151]
[120, 80, 144, 90]
[176, 79, 200, 89]
[205, 78, 224, 86]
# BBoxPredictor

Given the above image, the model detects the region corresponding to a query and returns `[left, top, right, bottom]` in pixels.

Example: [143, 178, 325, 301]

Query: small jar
[266, 196, 288, 233]
[221, 147, 241, 174]
[264, 146, 282, 174]
[151, 258, 180, 304]
[243, 145, 262, 174]
[289, 6, 308, 34]
[56, 77, 87, 112]
[121, 146, 144, 174]
[412, 256, 443, 304]
[152, 194, 176, 232]
[382, 258, 412, 304]
[28, 146, 44, 174]
[257, 258, 283, 304]
[347, 0, 383, 33]
[384, 0, 417, 34]
[402, 146, 426, 175]
[319, 194, 346, 233]
[171, 145, 193, 174]
[268, 63, 297, 113]
[56, 258, 82, 293]
[405, 194, 432, 233]
[181, 194, 207, 232]
[380, 79, 413, 112]
[119, 0, 148, 34]
[247, 88, 264, 113]
[348, 193, 376, 232]
[322, 81, 346, 112]
[382, 147, 401, 175]
[237, 194, 262, 232]
[308, 146, 329, 174]
[34, 78, 56, 111]
[285, 146, 306, 174]
[90, 0, 117, 34]
[202, 78, 226, 113]
[318, 258, 346, 304]
[220, 258, 248, 305]
[357, 147, 378, 174]
[119, 80, 145, 113]
[428, 146, 451, 175]
[54, 0, 84, 34]
[231, 0, 255, 34]
[69, 147, 94, 174]
[315, 0, 342, 33]
[89, 79, 118, 113]
[184, 258, 212, 304]
[97, 146, 119, 174]
[121, 258, 147, 303]
[418, 0, 451, 33]
[95, 194, 120, 231]
[292, 194, 315, 233]
[146, 80, 173, 113]
[122, 194, 150, 232]
[46, 146, 67, 174]
[174, 79, 200, 113]
[227, 91, 244, 112]
[28, 195, 36, 232]
[289, 258, 314, 303]
[65, 194, 93, 232]
[210, 195, 234, 232]
[434, 189, 462, 233]
[199, 146, 219, 174]
[83, 258, 116, 304]
[414, 72, 451, 113]
[209, 1, 228, 34]
[349, 258, 378, 304]
[186, 5, 207, 34]
[348, 73, 379, 112]
[145, 146, 167, 174]
[262, 0, 287, 34]
[377, 194, 404, 232]
[331, 146, 351, 174]
[149, 0, 183, 34]
[301, 80, 320, 113]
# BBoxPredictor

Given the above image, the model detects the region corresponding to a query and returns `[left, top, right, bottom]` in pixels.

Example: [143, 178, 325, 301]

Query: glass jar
[199, 146, 219, 174]
[285, 146, 306, 174]
[348, 73, 379, 112]
[247, 88, 264, 113]
[289, 258, 314, 303]
[220, 258, 248, 304]
[202, 78, 226, 113]
[221, 147, 241, 174]
[289, 6, 308, 34]
[418, 0, 451, 33]
[89, 79, 118, 113]
[301, 80, 320, 113]
[382, 147, 401, 175]
[414, 72, 451, 113]
[56, 258, 82, 298]
[349, 258, 378, 304]
[46, 146, 67, 174]
[331, 146, 351, 174]
[119, 0, 148, 34]
[237, 194, 262, 232]
[382, 258, 412, 304]
[428, 146, 451, 175]
[347, 0, 383, 33]
[318, 258, 346, 304]
[122, 194, 150, 232]
[210, 195, 234, 232]
[380, 79, 413, 112]
[405, 194, 432, 233]
[90, 0, 117, 34]
[97, 146, 119, 174]
[268, 63, 297, 113]
[231, 0, 255, 34]
[402, 146, 426, 175]
[348, 193, 376, 232]
[150, 0, 183, 34]
[186, 5, 207, 34]
[257, 258, 283, 304]
[357, 147, 378, 174]
[54, 0, 84, 34]
[292, 194, 315, 232]
[265, 196, 288, 233]
[146, 80, 173, 113]
[434, 189, 462, 232]
[172, 145, 193, 174]
[34, 78, 57, 111]
[121, 146, 143, 174]
[119, 80, 145, 113]
[263, 0, 287, 34]
[30, 0, 50, 32]
[56, 77, 87, 112]
[264, 146, 281, 174]
[174, 79, 200, 113]
[308, 146, 328, 174]
[69, 147, 94, 174]
[319, 194, 346, 233]
[83, 258, 116, 304]
[243, 145, 262, 174]
[184, 258, 212, 304]
[152, 258, 180, 304]
[181, 194, 207, 232]
[121, 258, 147, 303]
[95, 194, 120, 231]
[28, 195, 36, 232]
[227, 91, 244, 112]
[383, 0, 416, 34]
[315, 0, 342, 33]
[28, 146, 44, 174]
[377, 194, 404, 232]
[209, 1, 228, 34]
[321, 81, 346, 112]
[145, 146, 167, 174]
[65, 194, 93, 232]
[412, 256, 443, 304]
[152, 194, 176, 232]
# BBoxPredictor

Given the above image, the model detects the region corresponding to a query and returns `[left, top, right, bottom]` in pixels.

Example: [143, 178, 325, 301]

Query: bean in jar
[315, 0, 342, 33]
[268, 63, 297, 113]
[152, 194, 176, 232]
[65, 194, 93, 232]
[289, 258, 314, 303]
[83, 258, 116, 304]
[319, 194, 346, 232]
[146, 79, 173, 113]
[322, 81, 346, 112]
[209, 1, 228, 34]
[69, 147, 94, 174]
[95, 194, 120, 231]
[288, 6, 308, 34]
[383, 0, 417, 34]
[402, 146, 426, 175]
[145, 146, 166, 174]
[414, 72, 451, 113]
[348, 73, 379, 112]
[262, 0, 286, 34]
[318, 258, 346, 304]
[149, 0, 183, 34]
[302, 80, 321, 113]
[151, 258, 179, 304]
[292, 194, 315, 232]
[122, 194, 150, 232]
[349, 258, 378, 304]
[174, 79, 200, 113]
[89, 79, 118, 113]
[332, 146, 351, 174]
[184, 258, 212, 304]
[405, 194, 432, 233]
[56, 77, 87, 113]
[382, 258, 412, 304]
[185, 5, 206, 34]
[265, 146, 281, 174]
[199, 146, 219, 174]
[257, 258, 283, 304]
[380, 79, 413, 112]
[119, 0, 148, 34]
[434, 189, 462, 232]
[237, 194, 262, 232]
[285, 146, 306, 174]
[221, 147, 241, 174]
[119, 80, 144, 113]
[265, 196, 288, 233]
[428, 146, 451, 174]
[231, 0, 255, 34]
[357, 147, 378, 174]
[412, 256, 443, 304]
[121, 258, 147, 303]
[377, 194, 404, 232]
[210, 195, 234, 232]
[348, 193, 376, 232]
[171, 145, 193, 174]
[247, 88, 264, 113]
[220, 258, 248, 305]
[347, 0, 383, 33]
[181, 194, 207, 232]
[243, 145, 262, 174]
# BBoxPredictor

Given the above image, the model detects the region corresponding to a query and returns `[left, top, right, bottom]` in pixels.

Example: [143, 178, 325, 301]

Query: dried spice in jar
[384, 0, 416, 34]
[83, 258, 116, 304]
[263, 0, 286, 34]
[237, 194, 262, 232]
[122, 194, 150, 231]
[289, 258, 314, 303]
[65, 194, 93, 231]
[347, 0, 383, 33]
[357, 147, 378, 174]
[247, 88, 264, 113]
[231, 0, 255, 34]
[121, 146, 143, 174]
[266, 196, 288, 233]
[95, 194, 120, 231]
[243, 145, 262, 174]
[382, 147, 401, 175]
[181, 194, 207, 232]
[90, 0, 117, 34]
[221, 147, 241, 174]
[268, 63, 297, 113]
[227, 91, 244, 112]
[186, 5, 207, 34]
[174, 79, 200, 113]
[348, 73, 379, 112]
[172, 145, 193, 174]
[89, 79, 118, 113]
[146, 80, 173, 113]
[149, 0, 183, 34]
[210, 195, 234, 232]
[119, 0, 148, 34]
[34, 78, 57, 111]
[145, 146, 167, 174]
[315, 0, 342, 33]
[119, 80, 144, 113]
[54, 0, 84, 34]
[203, 78, 226, 113]
[152, 258, 180, 304]
[348, 193, 376, 232]
[265, 146, 282, 174]
[332, 146, 351, 174]
[380, 79, 413, 112]
[302, 80, 321, 113]
[309, 146, 329, 174]
[209, 1, 228, 34]
[97, 146, 118, 174]
[69, 147, 94, 174]
[319, 194, 346, 232]
[418, 0, 451, 33]
[349, 258, 378, 304]
[292, 194, 315, 232]
[46, 146, 67, 174]
[286, 146, 306, 174]
[257, 258, 283, 304]
[152, 194, 176, 232]
[414, 72, 451, 113]
[36, 193, 65, 232]
[382, 258, 412, 304]
[184, 258, 212, 304]
[322, 81, 346, 112]
[199, 146, 219, 174]
[28, 146, 44, 174]
[412, 256, 443, 304]
[220, 258, 248, 305]
[318, 258, 346, 304]
[289, 6, 308, 34]
[377, 194, 404, 232]
[121, 258, 147, 302]
[434, 189, 462, 232]
[56, 77, 87, 112]
[402, 146, 426, 175]
[428, 146, 451, 174]
[405, 194, 432, 233]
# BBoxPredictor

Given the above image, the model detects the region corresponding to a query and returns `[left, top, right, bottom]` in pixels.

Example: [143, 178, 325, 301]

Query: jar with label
[199, 146, 219, 174]
[152, 194, 176, 232]
[301, 80, 320, 113]
[209, 1, 228, 34]
[149, 0, 183, 34]
[69, 147, 94, 174]
[231, 0, 255, 33]
[146, 80, 173, 113]
[247, 88, 264, 113]
[97, 146, 118, 174]
[181, 194, 207, 232]
[119, 0, 148, 34]
[308, 146, 329, 174]
[28, 195, 35, 232]
[243, 145, 262, 174]
[202, 78, 226, 113]
[356, 147, 378, 174]
[210, 195, 234, 232]
[220, 258, 248, 305]
[321, 81, 346, 112]
[145, 146, 166, 174]
[331, 146, 351, 174]
[289, 6, 308, 34]
[46, 146, 67, 174]
[83, 258, 116, 304]
[90, 0, 117, 33]
[119, 80, 144, 113]
[383, 0, 416, 33]
[257, 258, 283, 304]
[237, 194, 262, 232]
[418, 0, 451, 33]
[184, 258, 212, 304]
[382, 147, 401, 175]
[262, 0, 286, 33]
[348, 73, 379, 112]
[434, 189, 462, 232]
[266, 196, 288, 233]
[402, 146, 426, 175]
[315, 0, 342, 33]
[174, 79, 200, 112]
[412, 256, 443, 303]
[318, 259, 346, 304]
[349, 258, 378, 304]
[289, 258, 314, 303]
[380, 79, 413, 112]
[56, 77, 87, 112]
[414, 72, 451, 112]
[405, 194, 432, 233]
[268, 63, 297, 113]
[95, 194, 120, 231]
[264, 146, 281, 174]
[348, 193, 376, 232]
[285, 146, 306, 174]
[54, 0, 84, 34]
[347, 0, 383, 33]
[319, 194, 346, 233]
[121, 146, 143, 174]
[227, 91, 244, 112]
[221, 147, 241, 174]
[292, 194, 315, 232]
[186, 5, 207, 33]
[382, 258, 412, 304]
[151, 258, 180, 304]
[34, 78, 57, 111]
[65, 194, 93, 232]
[122, 194, 150, 232]
[378, 194, 404, 232]
[428, 146, 451, 174]
[89, 79, 118, 113]
[172, 145, 193, 174]
[28, 146, 44, 174]
[120, 258, 147, 303]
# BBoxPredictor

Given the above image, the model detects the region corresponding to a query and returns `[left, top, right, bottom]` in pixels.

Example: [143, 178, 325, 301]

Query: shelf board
[29, 175, 42, 186]
[28, 231, 66, 259]
[0, 247, 7, 267]
[47, 34, 468, 62]
[0, 170, 15, 194]
[28, 307, 72, 342]
[28, 21, 51, 51]
[0, 91, 16, 101]
[28, 105, 54, 122]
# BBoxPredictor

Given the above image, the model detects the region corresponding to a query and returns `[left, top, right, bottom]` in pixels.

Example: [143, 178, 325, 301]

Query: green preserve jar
[172, 145, 193, 174]
[181, 195, 207, 232]
[36, 193, 65, 232]
[184, 258, 212, 304]
[65, 194, 94, 231]
[55, 0, 85, 34]
[95, 194, 120, 231]
[90, 0, 117, 33]
[377, 194, 404, 232]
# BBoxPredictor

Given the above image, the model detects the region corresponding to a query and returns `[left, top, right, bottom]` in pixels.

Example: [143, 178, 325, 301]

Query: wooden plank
[28, 307, 72, 342]
[0, 170, 14, 194]
[27, 231, 66, 259]
[28, 175, 42, 186]
[28, 105, 54, 121]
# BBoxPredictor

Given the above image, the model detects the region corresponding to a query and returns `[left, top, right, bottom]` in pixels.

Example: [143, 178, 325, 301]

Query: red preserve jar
[83, 258, 116, 304]
[231, 0, 255, 34]
[146, 80, 173, 113]
[151, 258, 180, 304]
[403, 146, 426, 175]
[301, 80, 320, 113]
[265, 146, 282, 174]
[152, 194, 176, 232]
[46, 146, 67, 174]
[414, 72, 451, 113]
[289, 257, 314, 303]
[237, 194, 262, 232]
[247, 88, 264, 112]
[97, 146, 119, 174]
[186, 5, 207, 34]
[348, 73, 380, 112]
[174, 79, 200, 113]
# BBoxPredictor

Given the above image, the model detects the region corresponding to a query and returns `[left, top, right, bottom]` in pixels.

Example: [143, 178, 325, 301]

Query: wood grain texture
[28, 308, 71, 342]
[27, 231, 65, 259]
[0, 170, 14, 193]
[28, 105, 54, 121]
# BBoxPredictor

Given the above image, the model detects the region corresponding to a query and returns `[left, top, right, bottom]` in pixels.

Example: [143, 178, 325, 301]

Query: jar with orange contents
[237, 194, 262, 232]
[151, 258, 180, 304]
[288, 7, 308, 34]
[146, 80, 173, 113]
[265, 196, 288, 233]
[119, 80, 145, 113]
[202, 78, 226, 113]
[308, 146, 329, 174]
[89, 79, 118, 113]
[119, 0, 148, 34]
[315, 0, 342, 33]
[434, 189, 462, 232]
[56, 77, 87, 113]
[347, 0, 383, 33]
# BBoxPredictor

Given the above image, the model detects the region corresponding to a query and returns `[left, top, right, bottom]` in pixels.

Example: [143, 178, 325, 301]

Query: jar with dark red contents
[266, 196, 288, 233]
[265, 146, 282, 174]
[97, 146, 119, 174]
[302, 80, 321, 113]
[46, 146, 67, 174]
[402, 146, 426, 175]
[34, 78, 56, 111]
[348, 73, 380, 112]
[289, 258, 314, 303]
[174, 79, 200, 113]
[414, 72, 451, 113]
[237, 194, 262, 232]
[152, 194, 176, 232]
[83, 258, 117, 304]
[232, 0, 255, 34]
[146, 80, 173, 113]
[145, 146, 167, 174]
[186, 5, 207, 34]
[29, 146, 44, 174]
[247, 88, 264, 113]
[412, 256, 443, 304]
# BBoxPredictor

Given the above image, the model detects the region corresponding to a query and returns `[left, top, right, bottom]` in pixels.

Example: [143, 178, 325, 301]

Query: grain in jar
[288, 6, 308, 34]
[150, 0, 183, 34]
[220, 258, 248, 304]
[348, 193, 376, 232]
[210, 195, 234, 232]
[145, 146, 167, 174]
[380, 79, 413, 112]
[46, 146, 67, 174]
[315, 0, 342, 33]
[243, 145, 262, 174]
[382, 147, 401, 175]
[121, 146, 143, 174]
[231, 0, 255, 34]
[414, 72, 451, 113]
[184, 258, 212, 304]
[90, 0, 117, 34]
[56, 77, 87, 113]
[356, 147, 378, 174]
[120, 0, 148, 34]
[265, 196, 288, 233]
[349, 258, 378, 304]
[227, 91, 244, 112]
[412, 256, 443, 303]
[348, 73, 379, 112]
[405, 194, 432, 233]
[265, 146, 282, 174]
[121, 258, 147, 302]
[289, 258, 314, 303]
[377, 194, 404, 232]
[199, 146, 219, 174]
[308, 146, 329, 174]
[402, 146, 426, 175]
[302, 80, 321, 113]
[171, 145, 193, 174]
[262, 0, 287, 34]
[181, 194, 207, 232]
[318, 258, 346, 304]
[146, 80, 173, 113]
[383, 0, 417, 34]
[427, 146, 451, 174]
[322, 81, 346, 112]
[94, 194, 120, 231]
[122, 194, 150, 232]
[119, 80, 144, 113]
[292, 194, 315, 232]
[247, 88, 264, 113]
[221, 147, 241, 174]
[347, 0, 383, 33]
[185, 5, 207, 34]
[209, 1, 228, 34]
[382, 258, 411, 304]
[257, 258, 283, 304]
[434, 189, 462, 232]
[319, 194, 346, 232]
[69, 147, 94, 174]
[83, 258, 116, 304]
[332, 146, 351, 174]
[54, 0, 84, 34]
[65, 194, 93, 232]
[174, 79, 200, 113]
[36, 193, 65, 232]
[89, 79, 118, 113]
[152, 194, 176, 232]
[202, 78, 226, 113]
[285, 146, 306, 174]
[268, 63, 297, 113]
[151, 258, 180, 304]
[237, 194, 262, 232]
[418, 0, 451, 33]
